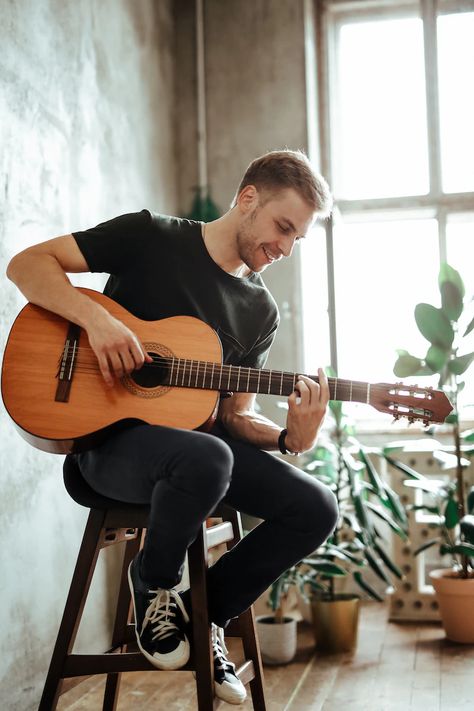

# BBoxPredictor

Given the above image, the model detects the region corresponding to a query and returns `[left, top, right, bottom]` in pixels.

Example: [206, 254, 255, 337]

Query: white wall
[0, 1, 177, 708]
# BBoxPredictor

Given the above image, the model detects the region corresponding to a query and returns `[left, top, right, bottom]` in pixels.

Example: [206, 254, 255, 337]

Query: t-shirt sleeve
[239, 317, 279, 369]
[71, 209, 153, 275]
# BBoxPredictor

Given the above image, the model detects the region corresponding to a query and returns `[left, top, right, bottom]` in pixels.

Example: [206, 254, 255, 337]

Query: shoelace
[211, 623, 236, 673]
[142, 588, 190, 642]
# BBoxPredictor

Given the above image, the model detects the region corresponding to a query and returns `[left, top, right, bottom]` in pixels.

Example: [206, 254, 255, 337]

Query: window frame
[305, 0, 474, 428]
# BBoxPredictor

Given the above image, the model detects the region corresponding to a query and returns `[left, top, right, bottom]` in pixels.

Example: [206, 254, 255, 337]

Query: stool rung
[205, 521, 234, 548]
[63, 651, 156, 676]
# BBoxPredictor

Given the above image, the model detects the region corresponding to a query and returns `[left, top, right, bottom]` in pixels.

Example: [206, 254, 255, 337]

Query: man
[7, 149, 338, 705]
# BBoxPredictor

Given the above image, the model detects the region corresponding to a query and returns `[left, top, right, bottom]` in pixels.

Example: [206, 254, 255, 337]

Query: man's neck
[201, 211, 250, 278]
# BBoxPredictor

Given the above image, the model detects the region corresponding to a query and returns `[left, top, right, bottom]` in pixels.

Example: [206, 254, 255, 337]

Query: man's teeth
[263, 246, 275, 261]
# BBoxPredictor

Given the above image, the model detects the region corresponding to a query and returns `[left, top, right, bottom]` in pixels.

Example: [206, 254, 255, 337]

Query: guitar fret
[227, 366, 231, 391]
[268, 369, 272, 394]
[181, 359, 186, 387]
[170, 357, 175, 385]
[247, 368, 251, 392]
[211, 362, 216, 389]
[218, 366, 223, 390]
[202, 362, 207, 389]
[334, 378, 338, 400]
[236, 366, 241, 391]
[194, 361, 200, 388]
[257, 370, 261, 392]
[280, 371, 283, 395]
[349, 380, 353, 401]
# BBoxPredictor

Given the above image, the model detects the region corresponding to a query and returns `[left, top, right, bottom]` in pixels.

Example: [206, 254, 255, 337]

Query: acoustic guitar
[1, 288, 453, 454]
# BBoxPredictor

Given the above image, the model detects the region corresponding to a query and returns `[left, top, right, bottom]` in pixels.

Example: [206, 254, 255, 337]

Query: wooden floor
[57, 602, 474, 710]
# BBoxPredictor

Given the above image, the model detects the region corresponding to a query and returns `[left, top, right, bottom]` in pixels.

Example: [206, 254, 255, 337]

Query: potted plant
[299, 379, 409, 653]
[255, 563, 330, 664]
[389, 262, 474, 642]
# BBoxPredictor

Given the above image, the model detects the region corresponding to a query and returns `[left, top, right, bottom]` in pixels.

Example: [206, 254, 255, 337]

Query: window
[302, 0, 474, 425]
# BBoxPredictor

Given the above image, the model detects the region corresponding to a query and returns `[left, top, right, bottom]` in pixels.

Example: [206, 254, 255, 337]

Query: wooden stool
[39, 456, 266, 710]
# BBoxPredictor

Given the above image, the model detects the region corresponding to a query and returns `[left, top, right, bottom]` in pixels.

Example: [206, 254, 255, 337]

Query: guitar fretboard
[162, 358, 371, 403]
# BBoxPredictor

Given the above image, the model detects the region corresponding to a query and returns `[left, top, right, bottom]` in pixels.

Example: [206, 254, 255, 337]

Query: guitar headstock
[370, 383, 453, 425]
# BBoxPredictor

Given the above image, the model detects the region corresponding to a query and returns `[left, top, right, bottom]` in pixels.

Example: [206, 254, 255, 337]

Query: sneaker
[212, 623, 247, 704]
[128, 553, 190, 670]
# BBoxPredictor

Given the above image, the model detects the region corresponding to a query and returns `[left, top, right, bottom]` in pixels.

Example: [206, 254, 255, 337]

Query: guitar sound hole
[130, 353, 169, 389]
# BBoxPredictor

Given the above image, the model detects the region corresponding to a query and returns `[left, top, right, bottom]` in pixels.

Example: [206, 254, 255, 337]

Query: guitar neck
[164, 359, 371, 403]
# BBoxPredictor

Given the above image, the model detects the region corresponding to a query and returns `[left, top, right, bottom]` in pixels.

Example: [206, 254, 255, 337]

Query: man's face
[236, 188, 316, 273]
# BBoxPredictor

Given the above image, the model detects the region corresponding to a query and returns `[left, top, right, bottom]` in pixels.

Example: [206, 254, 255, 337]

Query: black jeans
[77, 422, 338, 628]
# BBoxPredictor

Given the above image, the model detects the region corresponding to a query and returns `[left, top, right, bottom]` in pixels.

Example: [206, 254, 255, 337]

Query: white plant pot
[255, 615, 297, 665]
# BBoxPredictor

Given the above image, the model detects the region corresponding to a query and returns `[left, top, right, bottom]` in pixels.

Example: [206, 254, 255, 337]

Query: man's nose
[279, 235, 296, 258]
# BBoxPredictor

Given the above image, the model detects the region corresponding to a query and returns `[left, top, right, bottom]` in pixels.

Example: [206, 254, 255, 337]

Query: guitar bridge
[55, 323, 81, 403]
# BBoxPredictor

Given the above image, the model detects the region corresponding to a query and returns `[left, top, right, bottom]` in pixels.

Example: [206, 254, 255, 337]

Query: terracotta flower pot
[311, 594, 360, 653]
[255, 615, 297, 665]
[429, 568, 474, 643]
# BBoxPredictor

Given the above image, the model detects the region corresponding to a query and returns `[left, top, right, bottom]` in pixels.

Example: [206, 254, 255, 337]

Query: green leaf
[460, 515, 474, 544]
[467, 487, 474, 514]
[383, 485, 409, 527]
[353, 572, 384, 601]
[445, 412, 459, 424]
[373, 541, 404, 579]
[383, 455, 425, 480]
[439, 263, 465, 322]
[413, 538, 442, 556]
[304, 560, 347, 577]
[359, 448, 385, 497]
[425, 345, 450, 373]
[353, 490, 374, 538]
[464, 315, 474, 337]
[365, 501, 408, 540]
[393, 354, 428, 378]
[415, 303, 454, 349]
[441, 543, 474, 557]
[462, 430, 474, 442]
[444, 498, 459, 529]
[448, 352, 474, 376]
[365, 548, 392, 584]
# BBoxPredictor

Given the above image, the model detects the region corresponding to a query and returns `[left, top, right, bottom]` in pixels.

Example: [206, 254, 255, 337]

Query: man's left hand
[284, 368, 329, 454]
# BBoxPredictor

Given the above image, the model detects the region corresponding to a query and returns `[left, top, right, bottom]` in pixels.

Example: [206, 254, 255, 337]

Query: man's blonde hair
[232, 149, 332, 218]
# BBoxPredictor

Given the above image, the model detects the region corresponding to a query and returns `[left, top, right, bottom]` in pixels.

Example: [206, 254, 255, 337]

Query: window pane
[300, 225, 331, 373]
[334, 17, 429, 200]
[446, 214, 474, 416]
[438, 12, 474, 193]
[333, 218, 439, 421]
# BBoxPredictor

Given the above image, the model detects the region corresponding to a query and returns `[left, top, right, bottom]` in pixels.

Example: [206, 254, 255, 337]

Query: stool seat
[64, 455, 148, 511]
[40, 455, 267, 710]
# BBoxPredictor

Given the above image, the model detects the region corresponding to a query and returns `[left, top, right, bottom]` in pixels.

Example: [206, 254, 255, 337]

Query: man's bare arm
[218, 369, 329, 454]
[7, 235, 151, 385]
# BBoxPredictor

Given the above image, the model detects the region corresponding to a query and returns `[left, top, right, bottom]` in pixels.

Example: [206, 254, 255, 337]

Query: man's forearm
[220, 409, 282, 451]
[7, 252, 105, 329]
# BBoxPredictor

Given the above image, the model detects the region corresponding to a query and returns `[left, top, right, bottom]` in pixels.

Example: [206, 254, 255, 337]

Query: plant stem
[453, 414, 468, 578]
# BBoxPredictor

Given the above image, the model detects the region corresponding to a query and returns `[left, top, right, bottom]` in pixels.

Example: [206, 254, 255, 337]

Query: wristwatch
[278, 428, 300, 457]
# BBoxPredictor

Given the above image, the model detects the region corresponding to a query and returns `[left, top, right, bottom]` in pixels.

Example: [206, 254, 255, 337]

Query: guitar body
[1, 289, 222, 454]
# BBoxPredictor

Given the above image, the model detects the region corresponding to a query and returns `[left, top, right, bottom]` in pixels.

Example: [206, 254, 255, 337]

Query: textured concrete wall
[0, 1, 177, 708]
[204, 0, 309, 424]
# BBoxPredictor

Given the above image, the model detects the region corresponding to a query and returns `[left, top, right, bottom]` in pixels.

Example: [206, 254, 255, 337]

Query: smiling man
[7, 149, 337, 705]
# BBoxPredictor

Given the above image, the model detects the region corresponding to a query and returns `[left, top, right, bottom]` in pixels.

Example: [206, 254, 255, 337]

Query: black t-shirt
[72, 210, 279, 368]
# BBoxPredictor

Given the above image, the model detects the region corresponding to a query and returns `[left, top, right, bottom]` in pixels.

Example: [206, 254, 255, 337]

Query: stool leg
[239, 607, 267, 711]
[39, 509, 106, 711]
[188, 522, 216, 710]
[221, 507, 267, 710]
[102, 531, 144, 711]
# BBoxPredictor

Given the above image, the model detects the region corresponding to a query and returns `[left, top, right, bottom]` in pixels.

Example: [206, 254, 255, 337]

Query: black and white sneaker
[128, 553, 190, 670]
[212, 623, 247, 704]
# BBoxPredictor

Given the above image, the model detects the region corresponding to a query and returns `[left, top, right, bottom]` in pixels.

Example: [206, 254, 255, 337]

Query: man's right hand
[86, 308, 153, 387]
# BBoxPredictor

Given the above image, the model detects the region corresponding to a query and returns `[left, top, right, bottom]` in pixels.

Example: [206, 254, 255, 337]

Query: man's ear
[236, 184, 259, 213]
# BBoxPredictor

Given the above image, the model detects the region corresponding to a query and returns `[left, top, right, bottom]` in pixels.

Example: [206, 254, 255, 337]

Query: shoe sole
[127, 562, 190, 671]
